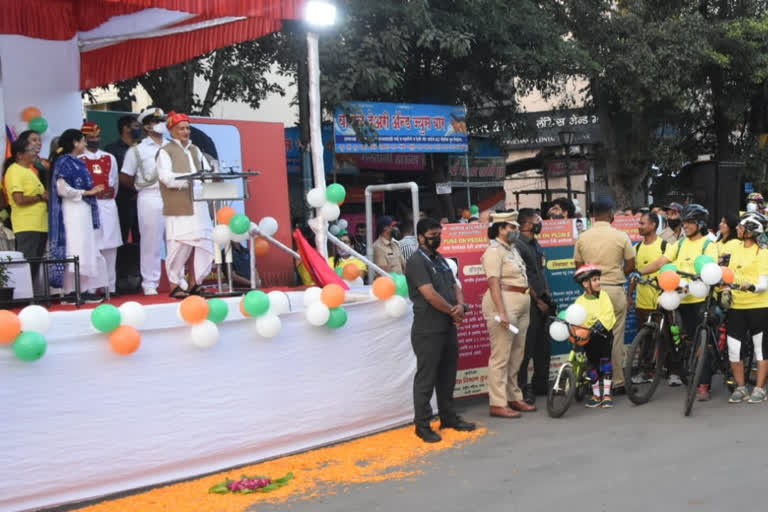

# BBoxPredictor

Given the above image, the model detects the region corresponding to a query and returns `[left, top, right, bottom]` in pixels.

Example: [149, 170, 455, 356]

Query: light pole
[558, 130, 575, 201]
[304, 0, 337, 258]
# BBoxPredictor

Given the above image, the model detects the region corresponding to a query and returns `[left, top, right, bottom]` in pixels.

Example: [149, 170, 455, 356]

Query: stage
[0, 290, 417, 512]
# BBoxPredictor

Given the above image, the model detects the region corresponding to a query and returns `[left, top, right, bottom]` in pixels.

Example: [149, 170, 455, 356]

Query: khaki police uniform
[481, 239, 531, 406]
[573, 221, 635, 387]
[373, 235, 405, 274]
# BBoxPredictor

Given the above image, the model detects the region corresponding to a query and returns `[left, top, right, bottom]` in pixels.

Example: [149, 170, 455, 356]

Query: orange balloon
[721, 266, 735, 285]
[343, 263, 361, 281]
[0, 310, 21, 345]
[216, 206, 236, 225]
[179, 295, 209, 324]
[570, 326, 591, 346]
[253, 237, 269, 257]
[239, 298, 251, 317]
[658, 270, 680, 292]
[372, 276, 396, 300]
[321, 283, 346, 308]
[109, 326, 141, 355]
[21, 106, 41, 122]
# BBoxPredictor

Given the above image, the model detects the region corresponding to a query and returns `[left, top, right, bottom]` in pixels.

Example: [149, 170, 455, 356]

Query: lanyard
[419, 248, 450, 272]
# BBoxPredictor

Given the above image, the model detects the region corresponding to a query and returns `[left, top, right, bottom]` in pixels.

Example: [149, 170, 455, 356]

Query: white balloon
[303, 287, 322, 306]
[231, 231, 250, 243]
[385, 295, 409, 317]
[119, 301, 146, 329]
[701, 263, 723, 286]
[307, 187, 326, 208]
[659, 291, 681, 311]
[254, 313, 282, 338]
[320, 202, 341, 221]
[689, 280, 709, 298]
[306, 302, 330, 326]
[549, 321, 570, 342]
[258, 216, 279, 237]
[213, 224, 232, 246]
[18, 305, 50, 334]
[190, 320, 219, 349]
[678, 278, 689, 297]
[564, 304, 587, 326]
[446, 258, 459, 277]
[329, 224, 341, 235]
[348, 276, 365, 289]
[338, 219, 348, 230]
[267, 290, 291, 315]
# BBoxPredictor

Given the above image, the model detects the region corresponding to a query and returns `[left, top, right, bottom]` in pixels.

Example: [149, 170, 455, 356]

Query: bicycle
[546, 322, 595, 418]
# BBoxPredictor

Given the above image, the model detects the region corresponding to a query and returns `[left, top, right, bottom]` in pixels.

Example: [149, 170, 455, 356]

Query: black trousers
[15, 231, 47, 281]
[411, 326, 458, 427]
[116, 186, 139, 244]
[518, 302, 551, 394]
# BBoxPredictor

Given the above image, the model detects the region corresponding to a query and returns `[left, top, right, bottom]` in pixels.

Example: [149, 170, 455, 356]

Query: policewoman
[481, 211, 535, 418]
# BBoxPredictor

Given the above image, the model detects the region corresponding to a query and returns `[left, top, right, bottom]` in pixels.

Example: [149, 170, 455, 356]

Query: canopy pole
[307, 31, 327, 258]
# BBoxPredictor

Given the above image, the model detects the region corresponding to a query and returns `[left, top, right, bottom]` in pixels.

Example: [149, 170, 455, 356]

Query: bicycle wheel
[684, 327, 708, 417]
[547, 364, 576, 418]
[624, 326, 666, 405]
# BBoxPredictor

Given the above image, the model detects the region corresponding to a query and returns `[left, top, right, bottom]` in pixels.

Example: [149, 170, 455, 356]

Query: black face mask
[549, 214, 564, 219]
[424, 235, 441, 250]
[532, 223, 542, 234]
[86, 139, 101, 150]
[130, 127, 142, 140]
[668, 218, 682, 229]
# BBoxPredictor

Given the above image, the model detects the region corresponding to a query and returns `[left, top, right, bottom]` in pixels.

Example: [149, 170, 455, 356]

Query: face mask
[130, 127, 142, 140]
[151, 123, 167, 135]
[424, 235, 441, 250]
[532, 223, 542, 234]
[549, 214, 564, 219]
[747, 202, 758, 213]
[338, 250, 350, 259]
[86, 139, 100, 150]
[668, 218, 682, 229]
[506, 230, 519, 244]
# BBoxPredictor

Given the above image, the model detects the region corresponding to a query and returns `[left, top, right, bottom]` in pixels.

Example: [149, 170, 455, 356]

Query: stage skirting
[0, 291, 417, 512]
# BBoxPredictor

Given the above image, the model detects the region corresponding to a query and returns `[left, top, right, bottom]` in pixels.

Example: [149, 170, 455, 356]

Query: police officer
[406, 217, 476, 443]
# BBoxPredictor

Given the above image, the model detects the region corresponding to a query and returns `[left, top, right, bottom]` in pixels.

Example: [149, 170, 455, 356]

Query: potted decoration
[0, 256, 14, 307]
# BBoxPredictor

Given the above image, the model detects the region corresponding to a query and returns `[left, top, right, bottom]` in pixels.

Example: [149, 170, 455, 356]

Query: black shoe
[415, 425, 442, 443]
[612, 385, 626, 396]
[83, 292, 105, 304]
[523, 386, 536, 405]
[60, 292, 77, 305]
[439, 417, 476, 432]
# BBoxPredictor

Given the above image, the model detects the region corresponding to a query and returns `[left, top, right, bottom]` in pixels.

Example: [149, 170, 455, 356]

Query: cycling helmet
[747, 192, 764, 203]
[739, 212, 766, 236]
[574, 264, 602, 284]
[680, 203, 709, 223]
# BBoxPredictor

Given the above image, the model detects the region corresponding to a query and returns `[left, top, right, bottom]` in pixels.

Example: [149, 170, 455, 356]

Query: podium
[175, 168, 261, 295]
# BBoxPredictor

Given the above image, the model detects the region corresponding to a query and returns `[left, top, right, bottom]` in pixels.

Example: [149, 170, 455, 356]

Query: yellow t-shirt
[728, 242, 768, 309]
[717, 238, 740, 260]
[635, 237, 666, 310]
[4, 162, 47, 233]
[664, 236, 719, 304]
[575, 290, 616, 331]
[335, 256, 367, 275]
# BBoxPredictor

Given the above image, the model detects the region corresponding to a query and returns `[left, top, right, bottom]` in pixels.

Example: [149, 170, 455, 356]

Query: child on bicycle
[574, 264, 617, 408]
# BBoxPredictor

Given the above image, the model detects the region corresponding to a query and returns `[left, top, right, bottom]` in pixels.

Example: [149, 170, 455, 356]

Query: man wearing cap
[373, 216, 405, 274]
[121, 107, 167, 296]
[573, 196, 635, 392]
[659, 203, 683, 244]
[80, 121, 122, 296]
[105, 115, 141, 244]
[156, 111, 214, 299]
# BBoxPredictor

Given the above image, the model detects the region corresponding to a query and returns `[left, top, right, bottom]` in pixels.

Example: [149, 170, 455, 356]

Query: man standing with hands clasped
[406, 217, 476, 443]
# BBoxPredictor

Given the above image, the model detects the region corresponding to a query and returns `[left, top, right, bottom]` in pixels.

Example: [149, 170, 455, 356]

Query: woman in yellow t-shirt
[2, 137, 49, 279]
[717, 214, 740, 265]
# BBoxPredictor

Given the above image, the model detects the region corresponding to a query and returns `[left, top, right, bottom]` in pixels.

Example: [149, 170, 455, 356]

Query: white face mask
[151, 123, 167, 135]
[747, 202, 758, 213]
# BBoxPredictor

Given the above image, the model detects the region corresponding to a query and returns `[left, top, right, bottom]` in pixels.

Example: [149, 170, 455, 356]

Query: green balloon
[326, 307, 348, 328]
[91, 304, 121, 333]
[470, 205, 479, 215]
[207, 298, 229, 323]
[326, 183, 346, 204]
[660, 264, 678, 274]
[13, 331, 47, 362]
[229, 213, 250, 234]
[335, 267, 344, 278]
[558, 310, 567, 320]
[28, 117, 48, 134]
[391, 272, 409, 297]
[694, 254, 715, 274]
[243, 290, 270, 316]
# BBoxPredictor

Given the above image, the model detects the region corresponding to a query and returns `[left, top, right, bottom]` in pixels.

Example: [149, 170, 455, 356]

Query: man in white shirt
[80, 121, 122, 295]
[156, 112, 214, 299]
[120, 107, 167, 296]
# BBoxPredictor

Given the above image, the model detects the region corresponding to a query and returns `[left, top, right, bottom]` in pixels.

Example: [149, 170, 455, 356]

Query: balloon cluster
[548, 304, 587, 342]
[306, 183, 346, 221]
[241, 290, 289, 339]
[328, 218, 349, 236]
[213, 207, 276, 257]
[0, 306, 50, 362]
[175, 296, 228, 348]
[371, 274, 409, 318]
[21, 106, 48, 134]
[91, 302, 146, 355]
[303, 284, 348, 328]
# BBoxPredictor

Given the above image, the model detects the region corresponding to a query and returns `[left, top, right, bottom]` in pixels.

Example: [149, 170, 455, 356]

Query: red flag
[293, 228, 349, 290]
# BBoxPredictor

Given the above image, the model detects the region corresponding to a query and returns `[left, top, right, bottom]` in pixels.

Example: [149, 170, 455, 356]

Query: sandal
[188, 284, 203, 296]
[170, 286, 189, 299]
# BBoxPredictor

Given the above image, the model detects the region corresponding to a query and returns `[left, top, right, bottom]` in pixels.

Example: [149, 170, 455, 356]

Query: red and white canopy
[0, 0, 303, 89]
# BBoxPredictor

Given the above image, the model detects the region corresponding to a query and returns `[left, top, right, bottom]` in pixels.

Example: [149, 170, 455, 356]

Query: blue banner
[334, 102, 468, 154]
[284, 126, 336, 175]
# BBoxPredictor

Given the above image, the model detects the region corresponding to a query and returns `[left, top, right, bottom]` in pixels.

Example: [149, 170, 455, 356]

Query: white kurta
[56, 179, 108, 293]
[121, 137, 165, 290]
[80, 149, 122, 251]
[156, 138, 213, 285]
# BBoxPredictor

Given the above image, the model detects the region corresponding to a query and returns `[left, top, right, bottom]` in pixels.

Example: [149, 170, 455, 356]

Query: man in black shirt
[515, 208, 553, 403]
[405, 217, 476, 443]
[105, 114, 141, 244]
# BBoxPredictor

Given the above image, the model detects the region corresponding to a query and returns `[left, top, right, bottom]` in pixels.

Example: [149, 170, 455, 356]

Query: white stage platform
[0, 291, 416, 512]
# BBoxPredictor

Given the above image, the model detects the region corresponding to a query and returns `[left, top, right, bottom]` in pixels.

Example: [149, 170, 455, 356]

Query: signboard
[285, 125, 336, 175]
[334, 102, 468, 153]
[436, 183, 452, 195]
[503, 109, 602, 150]
[335, 152, 425, 172]
[448, 156, 506, 180]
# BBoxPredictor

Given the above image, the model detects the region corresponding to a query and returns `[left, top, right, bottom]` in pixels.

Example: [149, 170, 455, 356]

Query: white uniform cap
[137, 107, 166, 125]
